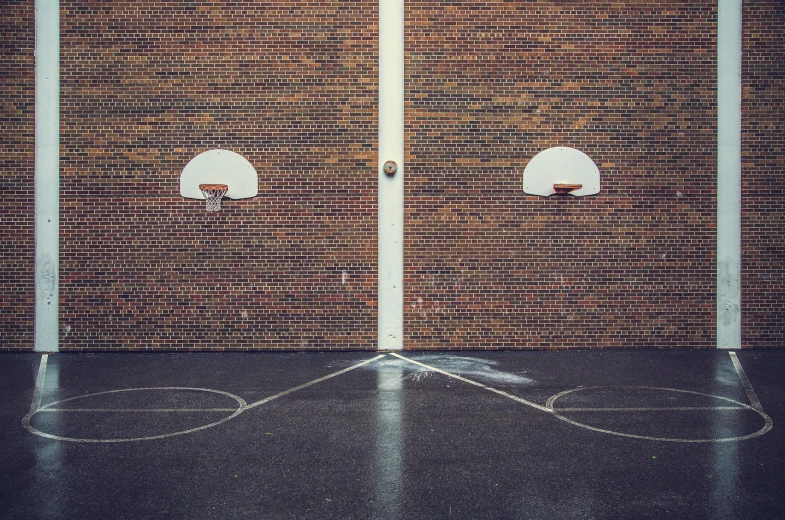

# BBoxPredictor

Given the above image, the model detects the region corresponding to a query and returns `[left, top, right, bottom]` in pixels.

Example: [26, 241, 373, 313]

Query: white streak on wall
[378, 0, 404, 350]
[717, 0, 742, 349]
[35, 0, 59, 352]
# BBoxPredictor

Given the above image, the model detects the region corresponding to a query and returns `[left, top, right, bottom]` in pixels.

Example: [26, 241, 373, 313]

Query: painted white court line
[555, 406, 746, 412]
[729, 351, 763, 411]
[389, 352, 553, 413]
[24, 352, 773, 444]
[29, 354, 48, 414]
[36, 408, 239, 413]
[546, 386, 773, 443]
[24, 387, 247, 443]
[23, 354, 387, 443]
[244, 354, 387, 410]
[391, 353, 772, 443]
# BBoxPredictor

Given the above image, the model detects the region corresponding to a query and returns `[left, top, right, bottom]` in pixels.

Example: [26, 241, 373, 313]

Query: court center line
[729, 351, 763, 411]
[555, 406, 748, 412]
[36, 408, 239, 413]
[29, 354, 48, 414]
[244, 354, 388, 410]
[389, 352, 552, 413]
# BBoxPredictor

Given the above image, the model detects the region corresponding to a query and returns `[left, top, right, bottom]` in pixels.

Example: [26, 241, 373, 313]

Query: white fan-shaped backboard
[180, 149, 259, 200]
[523, 147, 600, 197]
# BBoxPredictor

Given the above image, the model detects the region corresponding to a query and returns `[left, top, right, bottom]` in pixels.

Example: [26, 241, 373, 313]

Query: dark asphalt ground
[2, 349, 784, 519]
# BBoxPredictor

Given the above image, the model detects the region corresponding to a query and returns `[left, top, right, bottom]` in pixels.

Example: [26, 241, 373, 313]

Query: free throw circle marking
[23, 387, 247, 443]
[546, 386, 773, 443]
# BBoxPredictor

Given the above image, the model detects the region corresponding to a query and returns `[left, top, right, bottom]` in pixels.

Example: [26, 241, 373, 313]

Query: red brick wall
[57, 1, 378, 350]
[1, 1, 783, 352]
[742, 0, 785, 348]
[404, 2, 718, 349]
[0, 0, 35, 351]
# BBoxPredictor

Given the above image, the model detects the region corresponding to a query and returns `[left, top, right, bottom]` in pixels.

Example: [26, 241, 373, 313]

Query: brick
[1, 1, 783, 352]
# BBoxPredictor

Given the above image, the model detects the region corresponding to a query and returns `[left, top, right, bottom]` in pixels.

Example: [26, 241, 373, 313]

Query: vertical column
[378, 0, 404, 350]
[717, 0, 742, 349]
[35, 0, 59, 352]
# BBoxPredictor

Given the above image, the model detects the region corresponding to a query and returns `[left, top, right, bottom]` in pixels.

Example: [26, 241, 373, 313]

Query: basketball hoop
[553, 183, 583, 195]
[199, 184, 229, 212]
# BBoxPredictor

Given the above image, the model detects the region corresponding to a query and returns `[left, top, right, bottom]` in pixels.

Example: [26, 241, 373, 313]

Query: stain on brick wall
[742, 0, 785, 348]
[404, 1, 718, 349]
[0, 0, 35, 351]
[58, 1, 378, 351]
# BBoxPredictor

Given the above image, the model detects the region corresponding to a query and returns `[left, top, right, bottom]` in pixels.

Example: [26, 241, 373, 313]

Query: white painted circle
[23, 387, 247, 443]
[546, 386, 773, 443]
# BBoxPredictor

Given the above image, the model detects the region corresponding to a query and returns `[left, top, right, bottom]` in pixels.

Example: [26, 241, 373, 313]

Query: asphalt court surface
[2, 349, 785, 519]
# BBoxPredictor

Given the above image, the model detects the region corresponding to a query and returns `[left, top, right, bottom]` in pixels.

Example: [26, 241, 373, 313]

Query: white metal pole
[717, 0, 742, 349]
[35, 0, 60, 352]
[378, 0, 404, 350]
